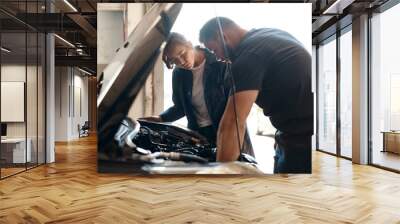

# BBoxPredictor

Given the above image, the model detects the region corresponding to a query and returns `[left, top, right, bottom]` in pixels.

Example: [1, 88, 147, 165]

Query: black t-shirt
[230, 28, 313, 135]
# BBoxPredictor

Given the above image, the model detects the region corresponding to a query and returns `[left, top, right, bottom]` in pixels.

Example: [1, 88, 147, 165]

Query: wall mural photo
[97, 3, 312, 175]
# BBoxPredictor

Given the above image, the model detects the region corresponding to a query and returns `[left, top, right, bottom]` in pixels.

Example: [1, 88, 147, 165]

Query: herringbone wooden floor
[1, 135, 400, 224]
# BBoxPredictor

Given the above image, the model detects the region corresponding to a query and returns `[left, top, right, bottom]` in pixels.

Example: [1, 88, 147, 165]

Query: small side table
[381, 131, 400, 154]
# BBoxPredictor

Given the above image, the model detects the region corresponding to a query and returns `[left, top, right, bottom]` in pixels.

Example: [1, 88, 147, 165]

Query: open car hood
[97, 3, 182, 149]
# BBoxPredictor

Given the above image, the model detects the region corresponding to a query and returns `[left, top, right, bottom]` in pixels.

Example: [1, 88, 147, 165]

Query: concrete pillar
[46, 32, 55, 163]
[88, 76, 97, 132]
[312, 45, 317, 150]
[352, 14, 369, 164]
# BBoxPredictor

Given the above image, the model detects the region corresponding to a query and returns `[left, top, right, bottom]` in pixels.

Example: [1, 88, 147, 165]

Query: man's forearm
[216, 90, 259, 162]
[216, 119, 246, 162]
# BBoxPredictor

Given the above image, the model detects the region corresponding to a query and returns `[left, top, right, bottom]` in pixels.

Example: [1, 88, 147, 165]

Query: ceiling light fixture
[54, 34, 75, 48]
[1, 47, 11, 53]
[76, 48, 85, 55]
[63, 0, 78, 12]
[322, 0, 355, 15]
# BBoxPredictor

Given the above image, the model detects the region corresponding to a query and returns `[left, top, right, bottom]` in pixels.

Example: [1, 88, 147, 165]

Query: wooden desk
[382, 131, 400, 154]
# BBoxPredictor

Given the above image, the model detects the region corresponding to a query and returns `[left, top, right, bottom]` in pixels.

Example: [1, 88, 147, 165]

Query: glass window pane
[318, 37, 337, 154]
[1, 1, 46, 179]
[25, 0, 39, 170]
[38, 32, 45, 165]
[340, 29, 352, 158]
[27, 31, 38, 169]
[1, 30, 28, 177]
[371, 3, 400, 171]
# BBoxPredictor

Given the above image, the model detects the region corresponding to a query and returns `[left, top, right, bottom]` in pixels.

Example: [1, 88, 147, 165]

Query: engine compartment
[99, 117, 257, 168]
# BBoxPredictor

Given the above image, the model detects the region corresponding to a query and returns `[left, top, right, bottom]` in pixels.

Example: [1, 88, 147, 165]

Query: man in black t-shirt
[199, 17, 313, 173]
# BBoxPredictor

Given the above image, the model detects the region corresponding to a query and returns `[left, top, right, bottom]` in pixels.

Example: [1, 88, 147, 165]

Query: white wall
[1, 65, 35, 137]
[97, 9, 125, 78]
[55, 67, 89, 141]
[55, 67, 68, 141]
[72, 73, 89, 138]
[1, 63, 46, 163]
[1, 65, 26, 137]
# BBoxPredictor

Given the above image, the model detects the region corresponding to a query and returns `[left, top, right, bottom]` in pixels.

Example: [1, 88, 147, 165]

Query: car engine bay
[98, 118, 259, 174]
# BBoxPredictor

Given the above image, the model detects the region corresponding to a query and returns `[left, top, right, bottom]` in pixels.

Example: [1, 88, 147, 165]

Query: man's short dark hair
[199, 17, 236, 43]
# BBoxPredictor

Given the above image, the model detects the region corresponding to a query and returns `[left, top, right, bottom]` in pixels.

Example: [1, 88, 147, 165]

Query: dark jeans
[273, 130, 312, 173]
[197, 125, 217, 147]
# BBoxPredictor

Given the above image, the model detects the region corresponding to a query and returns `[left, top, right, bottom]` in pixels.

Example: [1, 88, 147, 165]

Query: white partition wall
[1, 82, 25, 122]
[55, 67, 89, 141]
